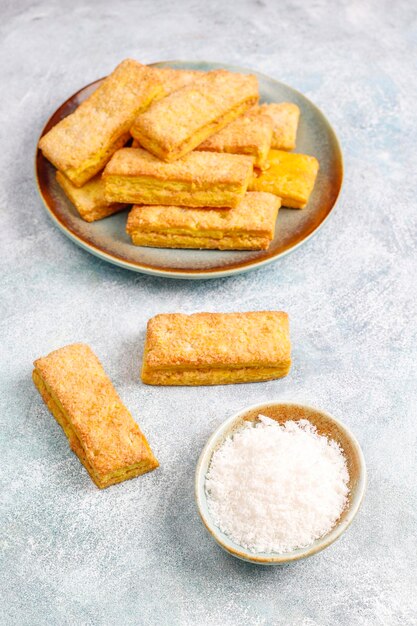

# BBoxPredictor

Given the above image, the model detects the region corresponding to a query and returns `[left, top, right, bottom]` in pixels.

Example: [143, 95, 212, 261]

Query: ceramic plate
[35, 61, 343, 279]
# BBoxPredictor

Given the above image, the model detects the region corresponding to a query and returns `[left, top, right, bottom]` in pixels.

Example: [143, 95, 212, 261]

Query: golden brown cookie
[56, 171, 126, 222]
[249, 149, 319, 208]
[141, 312, 291, 385]
[33, 343, 159, 488]
[259, 102, 300, 150]
[126, 192, 280, 250]
[103, 147, 254, 208]
[148, 67, 203, 95]
[196, 108, 273, 168]
[38, 59, 163, 187]
[131, 70, 259, 161]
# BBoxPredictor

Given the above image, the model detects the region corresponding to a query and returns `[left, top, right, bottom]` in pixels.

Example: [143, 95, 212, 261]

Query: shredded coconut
[205, 415, 350, 554]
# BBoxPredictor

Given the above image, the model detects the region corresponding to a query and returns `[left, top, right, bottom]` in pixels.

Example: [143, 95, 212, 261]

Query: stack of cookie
[39, 59, 319, 251]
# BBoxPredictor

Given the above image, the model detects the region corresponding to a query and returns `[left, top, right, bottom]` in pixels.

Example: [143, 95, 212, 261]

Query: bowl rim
[195, 401, 367, 564]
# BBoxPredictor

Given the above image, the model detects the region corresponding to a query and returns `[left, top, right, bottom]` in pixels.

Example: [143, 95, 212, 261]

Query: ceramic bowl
[195, 402, 366, 564]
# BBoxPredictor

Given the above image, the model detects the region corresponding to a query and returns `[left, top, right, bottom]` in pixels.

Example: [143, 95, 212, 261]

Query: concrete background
[1, 0, 416, 624]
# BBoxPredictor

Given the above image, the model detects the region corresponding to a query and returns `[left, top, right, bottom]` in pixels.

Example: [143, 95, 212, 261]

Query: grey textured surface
[1, 0, 416, 624]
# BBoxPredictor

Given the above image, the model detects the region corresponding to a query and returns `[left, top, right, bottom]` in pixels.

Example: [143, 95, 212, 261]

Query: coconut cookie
[141, 311, 291, 386]
[33, 343, 159, 488]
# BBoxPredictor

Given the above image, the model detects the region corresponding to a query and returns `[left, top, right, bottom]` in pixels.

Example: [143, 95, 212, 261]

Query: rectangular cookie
[148, 67, 203, 95]
[56, 171, 126, 222]
[141, 311, 291, 386]
[103, 147, 254, 208]
[33, 343, 159, 488]
[259, 102, 300, 150]
[126, 192, 280, 250]
[196, 108, 273, 168]
[130, 70, 259, 161]
[249, 149, 319, 208]
[38, 59, 164, 187]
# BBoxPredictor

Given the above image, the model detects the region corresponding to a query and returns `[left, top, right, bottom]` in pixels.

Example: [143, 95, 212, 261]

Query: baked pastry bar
[259, 103, 300, 150]
[38, 59, 163, 187]
[196, 108, 273, 168]
[103, 148, 254, 208]
[33, 343, 159, 488]
[126, 192, 280, 250]
[56, 171, 126, 222]
[249, 149, 319, 208]
[131, 70, 259, 161]
[148, 67, 203, 95]
[141, 311, 291, 386]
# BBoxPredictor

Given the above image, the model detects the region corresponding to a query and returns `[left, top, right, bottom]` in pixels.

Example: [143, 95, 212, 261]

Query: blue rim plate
[35, 61, 343, 280]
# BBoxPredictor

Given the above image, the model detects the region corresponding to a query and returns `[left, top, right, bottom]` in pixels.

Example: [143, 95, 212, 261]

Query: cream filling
[132, 225, 267, 238]
[107, 175, 243, 193]
[105, 175, 246, 206]
[130, 231, 270, 250]
[142, 364, 290, 386]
